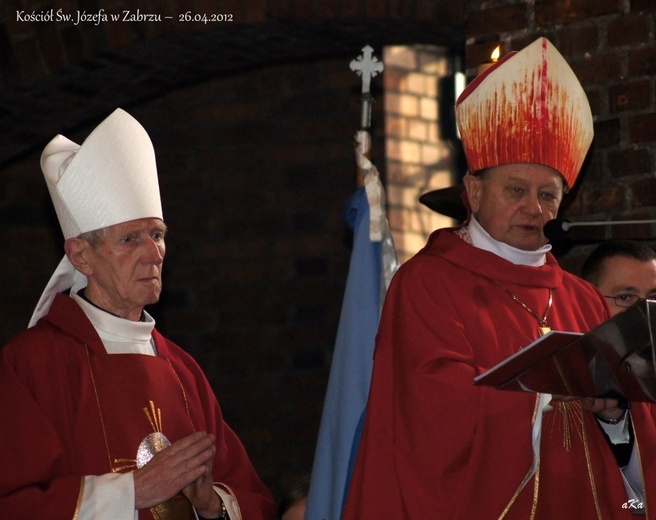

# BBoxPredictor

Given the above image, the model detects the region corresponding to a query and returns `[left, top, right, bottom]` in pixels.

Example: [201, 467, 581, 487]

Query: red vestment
[0, 293, 276, 519]
[343, 229, 656, 519]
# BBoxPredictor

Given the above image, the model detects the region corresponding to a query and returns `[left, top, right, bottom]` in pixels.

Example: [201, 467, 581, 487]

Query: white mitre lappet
[29, 108, 164, 327]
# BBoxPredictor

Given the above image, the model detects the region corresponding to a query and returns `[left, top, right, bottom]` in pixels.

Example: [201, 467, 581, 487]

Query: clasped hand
[133, 431, 222, 518]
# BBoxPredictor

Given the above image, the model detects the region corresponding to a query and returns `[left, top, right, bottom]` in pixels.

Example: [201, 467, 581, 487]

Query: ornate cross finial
[350, 45, 384, 94]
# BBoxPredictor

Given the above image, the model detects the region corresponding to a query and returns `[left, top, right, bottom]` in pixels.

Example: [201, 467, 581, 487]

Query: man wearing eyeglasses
[582, 240, 656, 317]
[577, 239, 656, 514]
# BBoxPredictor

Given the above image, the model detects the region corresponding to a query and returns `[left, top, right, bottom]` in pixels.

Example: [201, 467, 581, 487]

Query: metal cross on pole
[350, 45, 384, 186]
[350, 45, 384, 129]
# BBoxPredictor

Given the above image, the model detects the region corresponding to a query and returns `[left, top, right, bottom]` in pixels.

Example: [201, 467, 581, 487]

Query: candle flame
[491, 45, 501, 62]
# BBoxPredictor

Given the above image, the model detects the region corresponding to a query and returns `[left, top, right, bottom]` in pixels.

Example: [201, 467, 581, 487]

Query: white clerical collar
[467, 216, 551, 266]
[71, 291, 156, 355]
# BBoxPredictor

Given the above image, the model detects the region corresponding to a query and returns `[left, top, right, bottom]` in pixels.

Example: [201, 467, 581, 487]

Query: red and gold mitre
[455, 37, 593, 188]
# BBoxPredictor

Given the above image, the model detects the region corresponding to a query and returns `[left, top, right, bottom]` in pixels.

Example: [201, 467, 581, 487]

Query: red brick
[608, 148, 652, 177]
[629, 113, 656, 143]
[609, 80, 650, 114]
[585, 86, 603, 118]
[557, 25, 600, 56]
[466, 5, 527, 38]
[573, 153, 603, 187]
[570, 52, 622, 86]
[632, 177, 656, 208]
[593, 118, 621, 148]
[578, 183, 626, 214]
[628, 47, 656, 77]
[608, 15, 650, 47]
[536, 0, 620, 26]
[383, 68, 407, 92]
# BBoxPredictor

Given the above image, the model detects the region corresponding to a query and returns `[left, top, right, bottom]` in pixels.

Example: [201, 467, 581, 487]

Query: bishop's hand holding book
[475, 298, 656, 402]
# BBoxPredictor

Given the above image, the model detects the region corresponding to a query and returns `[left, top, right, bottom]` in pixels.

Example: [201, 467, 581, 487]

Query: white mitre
[29, 108, 164, 327]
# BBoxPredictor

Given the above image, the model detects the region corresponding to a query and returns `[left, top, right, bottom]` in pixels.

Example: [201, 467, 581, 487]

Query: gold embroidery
[530, 458, 540, 520]
[111, 459, 138, 472]
[110, 402, 172, 472]
[150, 494, 192, 520]
[531, 393, 541, 425]
[580, 411, 604, 519]
[495, 281, 553, 337]
[85, 345, 114, 471]
[502, 399, 616, 519]
[86, 346, 195, 472]
[549, 401, 583, 452]
[73, 475, 84, 520]
[498, 462, 539, 519]
[552, 356, 577, 397]
[144, 400, 163, 433]
[499, 395, 542, 519]
[167, 358, 196, 432]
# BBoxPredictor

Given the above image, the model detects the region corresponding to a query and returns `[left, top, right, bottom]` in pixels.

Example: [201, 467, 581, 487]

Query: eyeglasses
[603, 294, 656, 308]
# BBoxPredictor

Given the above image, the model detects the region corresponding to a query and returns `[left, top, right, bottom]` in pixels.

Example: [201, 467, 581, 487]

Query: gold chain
[495, 280, 553, 335]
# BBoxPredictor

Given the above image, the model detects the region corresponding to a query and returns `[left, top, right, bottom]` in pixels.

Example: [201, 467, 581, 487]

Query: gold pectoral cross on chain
[495, 281, 553, 337]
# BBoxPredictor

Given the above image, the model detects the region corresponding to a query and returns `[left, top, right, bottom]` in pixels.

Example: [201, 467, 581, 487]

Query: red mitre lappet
[456, 37, 594, 189]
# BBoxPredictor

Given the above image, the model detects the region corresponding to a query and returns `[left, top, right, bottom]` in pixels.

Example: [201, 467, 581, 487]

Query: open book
[474, 299, 656, 402]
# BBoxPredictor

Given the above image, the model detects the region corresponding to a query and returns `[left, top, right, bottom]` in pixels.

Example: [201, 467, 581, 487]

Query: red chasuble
[0, 293, 276, 519]
[343, 228, 656, 519]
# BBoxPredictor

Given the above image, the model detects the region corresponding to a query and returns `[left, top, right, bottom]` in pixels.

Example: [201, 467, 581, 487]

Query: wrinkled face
[82, 218, 166, 321]
[464, 163, 565, 251]
[596, 256, 656, 316]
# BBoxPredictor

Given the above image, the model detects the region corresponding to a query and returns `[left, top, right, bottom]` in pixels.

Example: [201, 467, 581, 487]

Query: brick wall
[384, 44, 460, 263]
